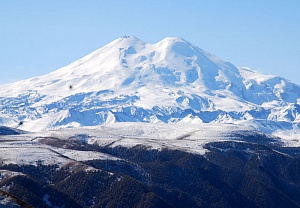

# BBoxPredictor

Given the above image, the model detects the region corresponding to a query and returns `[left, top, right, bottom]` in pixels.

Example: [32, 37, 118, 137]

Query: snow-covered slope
[1, 123, 299, 208]
[0, 36, 300, 139]
[0, 123, 286, 167]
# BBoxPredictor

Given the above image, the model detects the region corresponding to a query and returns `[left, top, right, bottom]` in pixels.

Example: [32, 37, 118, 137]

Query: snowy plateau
[0, 36, 300, 207]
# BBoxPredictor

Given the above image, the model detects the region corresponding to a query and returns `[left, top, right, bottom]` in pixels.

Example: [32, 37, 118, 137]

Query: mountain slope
[0, 36, 300, 139]
[0, 123, 300, 207]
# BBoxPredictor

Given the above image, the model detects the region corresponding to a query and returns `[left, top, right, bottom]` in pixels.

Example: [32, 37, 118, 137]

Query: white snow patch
[53, 148, 120, 162]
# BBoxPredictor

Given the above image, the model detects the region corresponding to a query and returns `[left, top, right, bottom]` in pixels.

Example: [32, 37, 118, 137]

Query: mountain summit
[0, 36, 300, 141]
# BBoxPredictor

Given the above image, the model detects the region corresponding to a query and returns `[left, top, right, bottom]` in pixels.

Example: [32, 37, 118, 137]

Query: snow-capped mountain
[0, 36, 300, 138]
[1, 36, 300, 207]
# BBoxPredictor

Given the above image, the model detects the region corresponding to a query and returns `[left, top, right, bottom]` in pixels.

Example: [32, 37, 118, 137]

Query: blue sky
[1, 1, 300, 84]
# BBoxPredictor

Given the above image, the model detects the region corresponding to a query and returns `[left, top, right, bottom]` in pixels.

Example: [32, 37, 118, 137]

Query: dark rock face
[0, 126, 25, 135]
[0, 135, 300, 207]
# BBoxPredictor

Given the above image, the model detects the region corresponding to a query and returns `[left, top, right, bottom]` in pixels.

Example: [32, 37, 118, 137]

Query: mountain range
[0, 36, 300, 142]
[1, 36, 300, 207]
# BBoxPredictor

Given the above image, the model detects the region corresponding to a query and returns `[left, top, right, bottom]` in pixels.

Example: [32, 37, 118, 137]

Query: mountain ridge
[1, 122, 299, 207]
